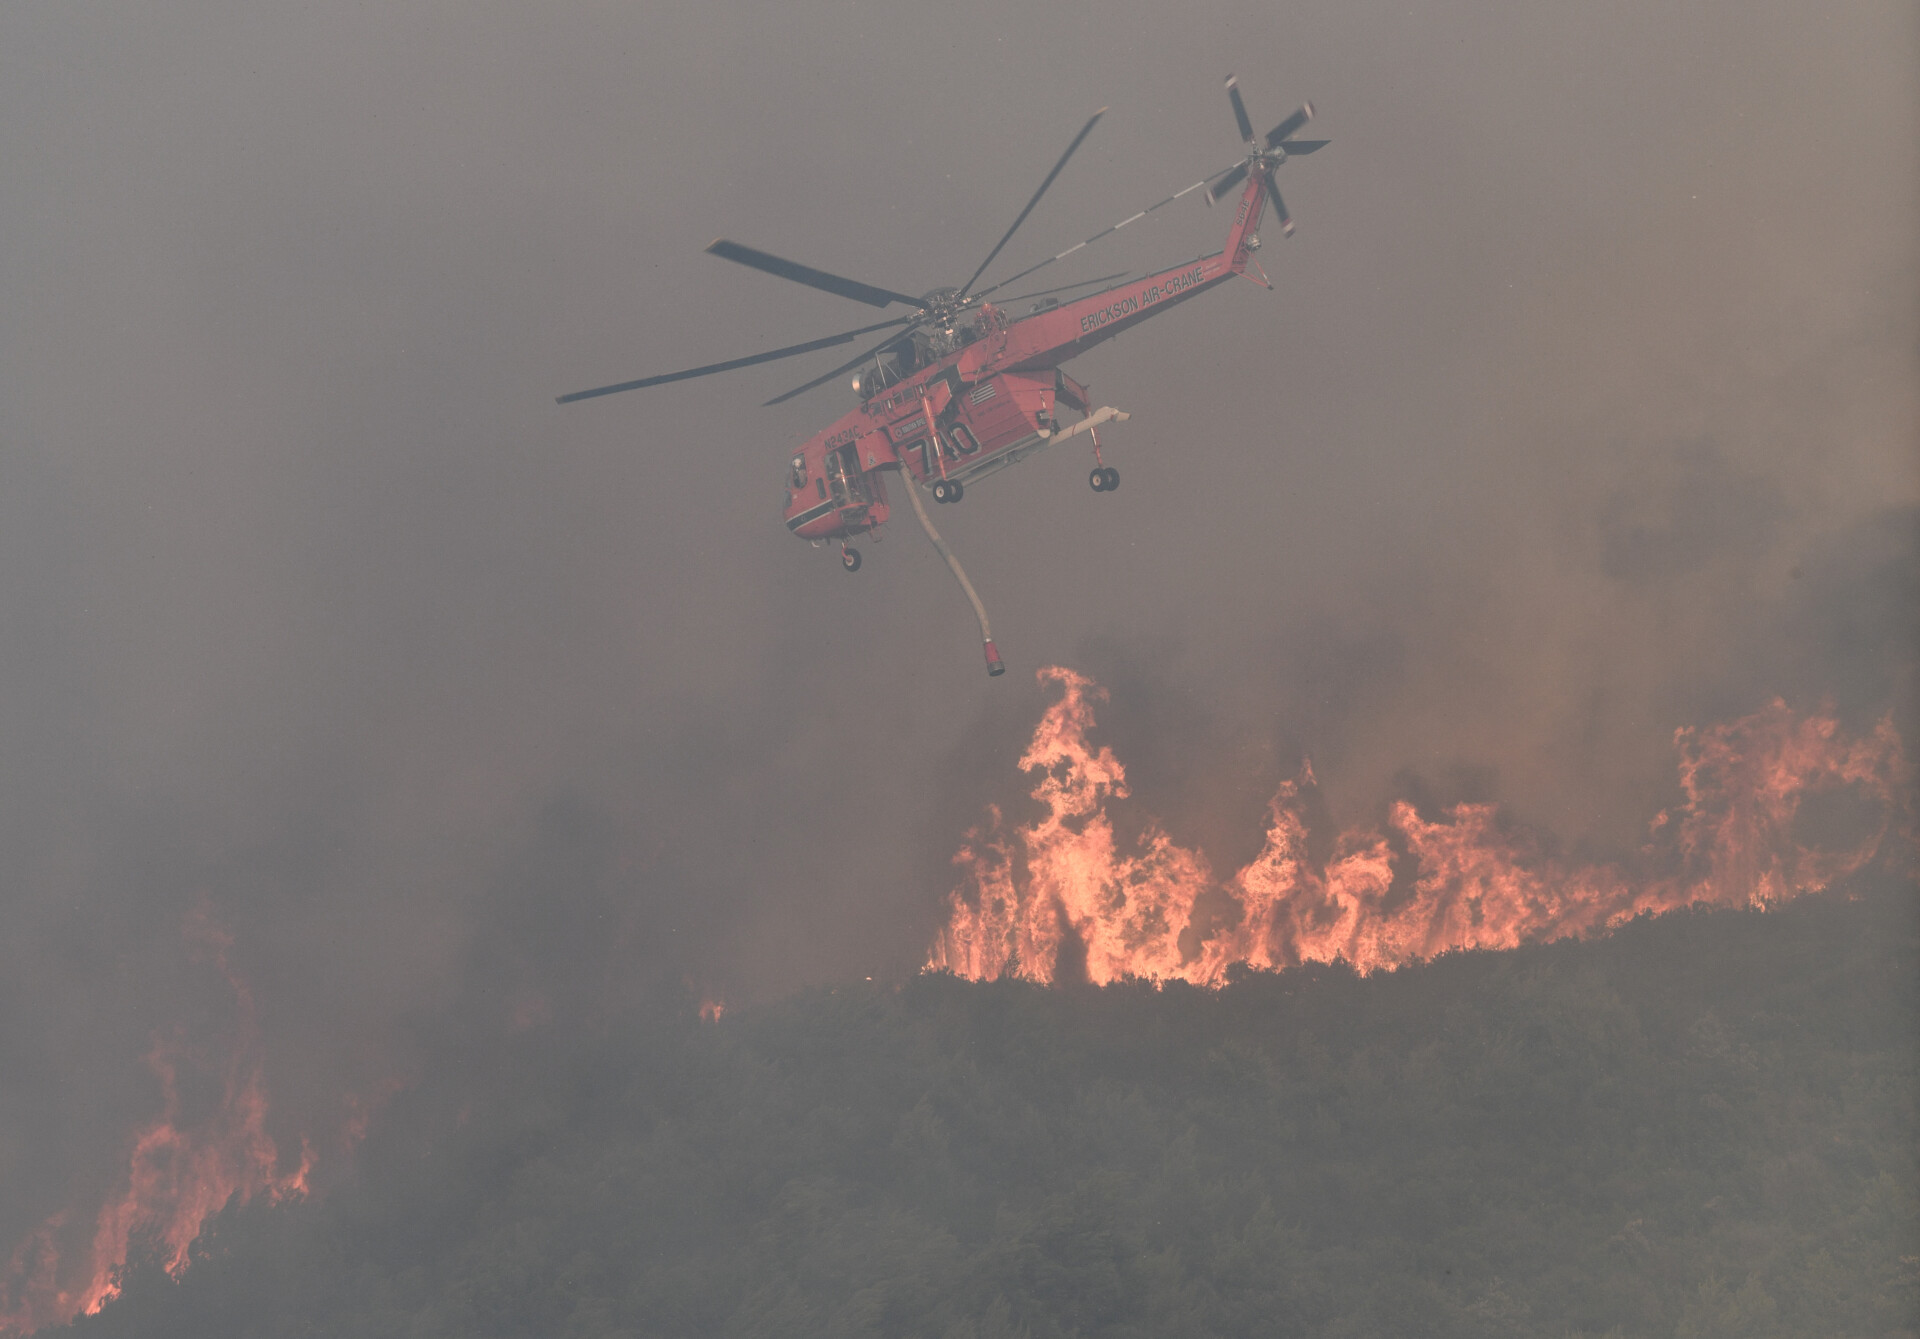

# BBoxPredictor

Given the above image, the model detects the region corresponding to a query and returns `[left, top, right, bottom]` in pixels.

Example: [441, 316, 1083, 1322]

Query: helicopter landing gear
[931, 478, 964, 504]
[841, 546, 862, 572]
[1086, 422, 1117, 493]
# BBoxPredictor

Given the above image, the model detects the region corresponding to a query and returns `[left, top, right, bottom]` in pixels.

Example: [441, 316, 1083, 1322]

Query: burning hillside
[3, 669, 1908, 1336]
[928, 667, 1911, 985]
[30, 888, 1919, 1338]
[0, 909, 315, 1336]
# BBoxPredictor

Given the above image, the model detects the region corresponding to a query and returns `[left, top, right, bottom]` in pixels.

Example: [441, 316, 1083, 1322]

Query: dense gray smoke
[0, 0, 1912, 1295]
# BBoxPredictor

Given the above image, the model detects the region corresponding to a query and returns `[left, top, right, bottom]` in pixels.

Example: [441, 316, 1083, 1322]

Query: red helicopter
[560, 76, 1327, 675]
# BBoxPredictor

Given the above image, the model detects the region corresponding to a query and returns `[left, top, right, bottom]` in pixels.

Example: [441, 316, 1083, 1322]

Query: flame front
[0, 910, 312, 1335]
[928, 668, 1911, 986]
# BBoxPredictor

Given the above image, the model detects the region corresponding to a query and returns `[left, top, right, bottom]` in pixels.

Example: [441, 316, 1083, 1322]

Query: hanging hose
[892, 464, 1004, 677]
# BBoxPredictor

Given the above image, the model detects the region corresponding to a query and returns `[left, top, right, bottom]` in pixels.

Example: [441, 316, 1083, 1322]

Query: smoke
[0, 0, 1913, 1323]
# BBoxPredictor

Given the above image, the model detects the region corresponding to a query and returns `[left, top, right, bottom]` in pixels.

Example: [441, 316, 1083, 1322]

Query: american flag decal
[969, 382, 998, 404]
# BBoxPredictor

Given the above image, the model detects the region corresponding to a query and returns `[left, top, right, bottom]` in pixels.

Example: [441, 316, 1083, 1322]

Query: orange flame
[928, 668, 1911, 985]
[0, 909, 312, 1335]
[699, 998, 727, 1023]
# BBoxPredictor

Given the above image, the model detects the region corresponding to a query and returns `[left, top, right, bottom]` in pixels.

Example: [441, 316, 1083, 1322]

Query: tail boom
[981, 171, 1270, 372]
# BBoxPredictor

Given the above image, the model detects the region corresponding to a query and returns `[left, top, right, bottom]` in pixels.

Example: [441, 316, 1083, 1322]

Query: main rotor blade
[1276, 138, 1329, 155]
[555, 316, 917, 404]
[1225, 75, 1255, 142]
[705, 239, 927, 310]
[1264, 174, 1293, 237]
[956, 108, 1105, 300]
[969, 162, 1238, 301]
[762, 323, 923, 407]
[1206, 161, 1249, 205]
[1264, 103, 1314, 150]
[991, 271, 1130, 306]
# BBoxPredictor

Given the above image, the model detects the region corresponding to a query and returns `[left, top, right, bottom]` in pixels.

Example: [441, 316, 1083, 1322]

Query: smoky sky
[0, 0, 1913, 1260]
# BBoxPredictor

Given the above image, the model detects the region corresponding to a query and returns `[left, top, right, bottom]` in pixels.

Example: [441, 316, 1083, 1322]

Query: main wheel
[949, 481, 964, 503]
[1089, 468, 1108, 492]
[932, 479, 952, 504]
[841, 547, 862, 572]
[1100, 467, 1120, 491]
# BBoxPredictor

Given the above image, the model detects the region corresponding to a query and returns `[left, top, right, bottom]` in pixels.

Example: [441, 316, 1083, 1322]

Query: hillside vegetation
[69, 888, 1917, 1338]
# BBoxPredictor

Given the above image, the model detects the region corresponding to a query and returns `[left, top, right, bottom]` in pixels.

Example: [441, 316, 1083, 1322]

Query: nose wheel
[841, 546, 862, 572]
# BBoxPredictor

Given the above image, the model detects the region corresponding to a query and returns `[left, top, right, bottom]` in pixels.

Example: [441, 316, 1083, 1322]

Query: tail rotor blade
[1206, 161, 1250, 205]
[1225, 75, 1255, 142]
[1263, 174, 1293, 237]
[1264, 103, 1314, 150]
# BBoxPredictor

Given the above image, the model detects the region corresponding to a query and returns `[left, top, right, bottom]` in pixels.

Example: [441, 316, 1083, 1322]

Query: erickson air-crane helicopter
[559, 76, 1327, 676]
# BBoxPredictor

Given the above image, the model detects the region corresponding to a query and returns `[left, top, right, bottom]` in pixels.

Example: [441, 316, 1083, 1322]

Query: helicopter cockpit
[913, 318, 981, 363]
[850, 311, 987, 401]
[849, 355, 904, 401]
